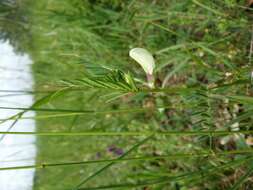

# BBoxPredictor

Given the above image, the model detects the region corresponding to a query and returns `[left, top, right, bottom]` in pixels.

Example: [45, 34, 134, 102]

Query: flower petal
[129, 48, 155, 75]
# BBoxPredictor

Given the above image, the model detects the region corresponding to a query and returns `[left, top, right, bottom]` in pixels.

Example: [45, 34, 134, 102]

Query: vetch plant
[129, 48, 155, 88]
[63, 69, 139, 92]
[63, 48, 157, 93]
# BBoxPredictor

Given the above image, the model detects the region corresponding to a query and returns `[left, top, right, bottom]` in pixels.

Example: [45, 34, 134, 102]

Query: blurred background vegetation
[1, 0, 253, 189]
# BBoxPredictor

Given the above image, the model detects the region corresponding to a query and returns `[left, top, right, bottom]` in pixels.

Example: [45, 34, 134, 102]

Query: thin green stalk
[77, 156, 252, 190]
[1, 149, 253, 171]
[73, 135, 154, 190]
[178, 155, 253, 187]
[0, 111, 24, 142]
[0, 89, 52, 94]
[78, 177, 168, 190]
[0, 130, 252, 136]
[230, 165, 253, 190]
[192, 0, 226, 16]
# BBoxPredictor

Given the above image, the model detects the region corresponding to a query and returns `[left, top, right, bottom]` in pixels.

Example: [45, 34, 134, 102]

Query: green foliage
[64, 69, 138, 92]
[0, 0, 30, 52]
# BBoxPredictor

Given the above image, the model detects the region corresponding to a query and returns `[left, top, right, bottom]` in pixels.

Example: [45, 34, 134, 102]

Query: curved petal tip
[129, 48, 155, 75]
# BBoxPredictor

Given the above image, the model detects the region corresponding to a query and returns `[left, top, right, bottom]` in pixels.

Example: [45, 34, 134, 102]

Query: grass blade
[73, 135, 154, 189]
[230, 165, 253, 190]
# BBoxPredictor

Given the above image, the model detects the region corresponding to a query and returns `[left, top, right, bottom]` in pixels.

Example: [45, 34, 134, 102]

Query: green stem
[0, 130, 252, 136]
[1, 149, 252, 171]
